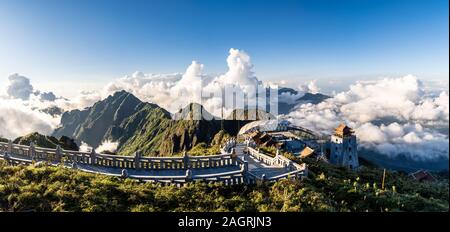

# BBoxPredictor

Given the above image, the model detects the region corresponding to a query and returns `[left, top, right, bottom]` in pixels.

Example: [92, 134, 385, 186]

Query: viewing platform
[0, 139, 307, 186]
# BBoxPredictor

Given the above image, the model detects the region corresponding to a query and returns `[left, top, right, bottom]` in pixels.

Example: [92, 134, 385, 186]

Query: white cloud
[0, 99, 60, 139]
[102, 48, 272, 117]
[37, 91, 56, 101]
[6, 73, 34, 100]
[79, 141, 93, 153]
[298, 80, 321, 94]
[0, 73, 103, 139]
[287, 75, 449, 160]
[95, 140, 119, 153]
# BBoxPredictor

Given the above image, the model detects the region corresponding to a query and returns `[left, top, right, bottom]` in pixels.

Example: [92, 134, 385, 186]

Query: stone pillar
[72, 160, 78, 169]
[55, 145, 62, 162]
[261, 174, 266, 182]
[134, 151, 141, 169]
[185, 169, 192, 182]
[287, 160, 293, 170]
[230, 148, 237, 165]
[243, 160, 248, 172]
[4, 152, 10, 161]
[29, 142, 36, 159]
[183, 151, 189, 169]
[121, 169, 129, 178]
[7, 140, 13, 154]
[90, 149, 97, 165]
[302, 164, 309, 177]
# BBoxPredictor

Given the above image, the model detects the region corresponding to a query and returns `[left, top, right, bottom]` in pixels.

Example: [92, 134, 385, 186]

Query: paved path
[1, 142, 300, 183]
[0, 152, 241, 178]
[235, 143, 290, 179]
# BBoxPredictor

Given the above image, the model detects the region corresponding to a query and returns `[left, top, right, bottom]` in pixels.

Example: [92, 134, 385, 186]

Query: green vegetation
[225, 108, 275, 120]
[53, 91, 242, 156]
[13, 132, 79, 150]
[0, 158, 447, 212]
[185, 143, 220, 156]
[258, 146, 295, 159]
[165, 130, 231, 157]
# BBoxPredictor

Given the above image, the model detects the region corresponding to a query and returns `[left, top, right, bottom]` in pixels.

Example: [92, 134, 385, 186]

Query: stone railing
[75, 159, 248, 187]
[246, 146, 308, 182]
[135, 159, 248, 186]
[0, 141, 239, 170]
[220, 138, 237, 154]
[0, 140, 307, 186]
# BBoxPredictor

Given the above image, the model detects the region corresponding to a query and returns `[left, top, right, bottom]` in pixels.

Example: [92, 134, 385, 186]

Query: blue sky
[0, 0, 448, 96]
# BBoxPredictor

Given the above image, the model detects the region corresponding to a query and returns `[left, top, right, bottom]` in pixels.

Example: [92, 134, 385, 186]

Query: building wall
[330, 134, 358, 169]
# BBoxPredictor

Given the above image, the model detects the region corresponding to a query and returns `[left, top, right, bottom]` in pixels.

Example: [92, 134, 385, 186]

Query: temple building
[330, 124, 359, 170]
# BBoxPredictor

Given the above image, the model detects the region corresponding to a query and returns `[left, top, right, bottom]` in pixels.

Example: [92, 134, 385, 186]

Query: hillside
[277, 89, 330, 114]
[172, 102, 216, 120]
[0, 156, 447, 212]
[53, 91, 250, 156]
[13, 132, 79, 151]
[118, 113, 222, 156]
[53, 90, 171, 149]
[297, 92, 330, 104]
[226, 108, 276, 120]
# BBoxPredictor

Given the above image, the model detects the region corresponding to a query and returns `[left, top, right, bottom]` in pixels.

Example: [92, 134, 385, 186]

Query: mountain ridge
[53, 91, 251, 156]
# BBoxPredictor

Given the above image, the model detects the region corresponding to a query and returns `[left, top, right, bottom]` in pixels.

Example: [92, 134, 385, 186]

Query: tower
[330, 123, 358, 170]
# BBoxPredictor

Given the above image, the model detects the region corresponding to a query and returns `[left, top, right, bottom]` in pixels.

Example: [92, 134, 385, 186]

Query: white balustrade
[0, 140, 307, 186]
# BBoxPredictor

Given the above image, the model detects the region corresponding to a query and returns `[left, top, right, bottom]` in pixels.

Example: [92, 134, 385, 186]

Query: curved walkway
[0, 141, 307, 185]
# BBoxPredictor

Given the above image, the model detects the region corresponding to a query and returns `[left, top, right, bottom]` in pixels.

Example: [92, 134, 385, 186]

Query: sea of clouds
[0, 48, 448, 160]
[286, 75, 449, 160]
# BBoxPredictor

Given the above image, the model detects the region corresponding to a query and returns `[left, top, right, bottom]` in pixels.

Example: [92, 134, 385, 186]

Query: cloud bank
[6, 74, 34, 100]
[286, 75, 449, 160]
[95, 140, 119, 154]
[102, 48, 277, 117]
[0, 74, 101, 139]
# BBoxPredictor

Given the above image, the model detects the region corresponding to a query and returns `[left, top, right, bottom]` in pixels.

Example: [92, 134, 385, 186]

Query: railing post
[29, 142, 36, 159]
[121, 169, 129, 178]
[55, 145, 62, 162]
[183, 151, 189, 169]
[134, 151, 141, 169]
[3, 152, 10, 162]
[185, 169, 192, 182]
[7, 140, 12, 154]
[287, 160, 293, 170]
[303, 164, 309, 177]
[90, 149, 97, 165]
[243, 160, 248, 172]
[72, 160, 78, 169]
[230, 148, 237, 165]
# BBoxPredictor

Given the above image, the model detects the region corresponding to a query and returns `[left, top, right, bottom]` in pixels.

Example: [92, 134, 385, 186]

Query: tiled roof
[300, 146, 315, 158]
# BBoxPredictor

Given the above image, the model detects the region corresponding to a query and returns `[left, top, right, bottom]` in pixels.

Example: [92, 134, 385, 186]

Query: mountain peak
[297, 92, 330, 104]
[226, 108, 275, 120]
[172, 102, 215, 120]
[108, 90, 137, 100]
